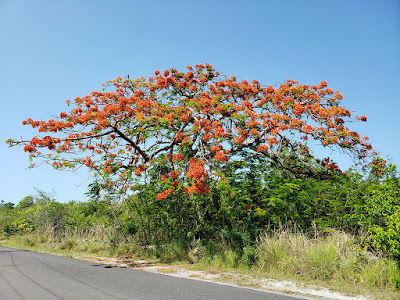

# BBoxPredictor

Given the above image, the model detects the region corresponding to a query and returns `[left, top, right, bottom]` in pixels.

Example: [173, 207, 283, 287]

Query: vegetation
[3, 64, 399, 298]
[1, 162, 400, 298]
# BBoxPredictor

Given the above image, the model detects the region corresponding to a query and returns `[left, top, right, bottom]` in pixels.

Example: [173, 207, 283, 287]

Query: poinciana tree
[8, 63, 375, 200]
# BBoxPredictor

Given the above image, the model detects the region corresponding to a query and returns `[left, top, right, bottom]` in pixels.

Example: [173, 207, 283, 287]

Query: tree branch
[112, 126, 149, 162]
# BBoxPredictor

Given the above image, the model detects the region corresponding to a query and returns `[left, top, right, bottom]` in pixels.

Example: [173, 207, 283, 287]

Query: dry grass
[256, 230, 400, 299]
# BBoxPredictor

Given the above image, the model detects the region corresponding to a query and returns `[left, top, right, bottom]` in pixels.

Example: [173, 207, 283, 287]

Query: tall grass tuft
[256, 229, 400, 292]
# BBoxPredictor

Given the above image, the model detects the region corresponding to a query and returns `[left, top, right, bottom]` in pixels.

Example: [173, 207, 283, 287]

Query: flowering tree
[8, 64, 374, 199]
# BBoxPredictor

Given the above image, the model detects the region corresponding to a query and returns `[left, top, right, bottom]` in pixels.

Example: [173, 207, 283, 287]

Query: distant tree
[7, 64, 375, 199]
[17, 196, 34, 209]
[0, 200, 15, 210]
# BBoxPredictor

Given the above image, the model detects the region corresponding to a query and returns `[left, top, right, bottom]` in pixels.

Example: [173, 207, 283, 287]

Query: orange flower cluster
[10, 63, 376, 197]
[172, 153, 184, 161]
[170, 170, 180, 179]
[370, 157, 387, 177]
[82, 157, 93, 167]
[183, 158, 210, 194]
[184, 180, 210, 194]
[156, 188, 173, 200]
[134, 166, 146, 176]
[187, 158, 208, 180]
[257, 145, 268, 153]
[214, 151, 227, 162]
[356, 115, 367, 122]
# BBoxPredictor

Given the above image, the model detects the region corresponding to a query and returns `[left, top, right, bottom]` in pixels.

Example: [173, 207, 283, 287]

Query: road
[0, 246, 303, 300]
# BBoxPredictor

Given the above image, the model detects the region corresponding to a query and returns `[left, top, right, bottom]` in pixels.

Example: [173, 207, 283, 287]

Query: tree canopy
[8, 64, 376, 199]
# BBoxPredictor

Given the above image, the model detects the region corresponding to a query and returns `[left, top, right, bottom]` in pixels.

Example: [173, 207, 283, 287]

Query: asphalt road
[0, 246, 303, 300]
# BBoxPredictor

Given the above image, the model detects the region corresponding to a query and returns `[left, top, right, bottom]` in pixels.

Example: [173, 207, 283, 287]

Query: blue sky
[1, 0, 399, 204]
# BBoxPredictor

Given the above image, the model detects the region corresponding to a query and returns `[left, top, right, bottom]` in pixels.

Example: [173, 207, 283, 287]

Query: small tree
[0, 200, 15, 210]
[8, 64, 374, 200]
[17, 196, 34, 209]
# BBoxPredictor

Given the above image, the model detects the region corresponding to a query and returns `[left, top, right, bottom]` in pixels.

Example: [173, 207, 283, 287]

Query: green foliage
[0, 190, 118, 237]
[0, 200, 15, 210]
[17, 196, 34, 209]
[1, 159, 399, 274]
[369, 210, 400, 261]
